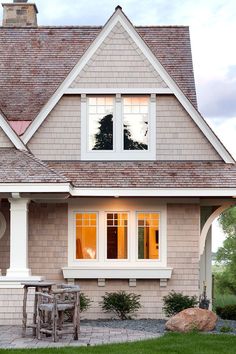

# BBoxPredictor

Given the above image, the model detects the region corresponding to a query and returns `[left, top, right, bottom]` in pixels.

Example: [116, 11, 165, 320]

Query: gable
[70, 22, 168, 89]
[156, 96, 221, 160]
[20, 7, 234, 163]
[0, 127, 14, 148]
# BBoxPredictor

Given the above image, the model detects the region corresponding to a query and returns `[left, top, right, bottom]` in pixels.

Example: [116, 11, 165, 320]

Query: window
[75, 213, 97, 259]
[81, 95, 156, 160]
[123, 97, 148, 150]
[138, 213, 159, 260]
[66, 199, 169, 279]
[88, 97, 114, 151]
[106, 212, 128, 259]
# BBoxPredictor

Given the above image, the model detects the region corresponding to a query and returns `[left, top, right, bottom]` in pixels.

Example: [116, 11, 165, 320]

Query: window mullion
[129, 211, 136, 263]
[98, 211, 105, 262]
[115, 94, 122, 153]
[150, 93, 156, 158]
[81, 94, 87, 157]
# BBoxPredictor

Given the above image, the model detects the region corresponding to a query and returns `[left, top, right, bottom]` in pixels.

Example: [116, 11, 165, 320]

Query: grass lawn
[1, 333, 236, 354]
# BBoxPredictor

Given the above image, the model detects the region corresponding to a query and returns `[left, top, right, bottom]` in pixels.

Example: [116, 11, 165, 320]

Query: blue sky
[1, 0, 235, 249]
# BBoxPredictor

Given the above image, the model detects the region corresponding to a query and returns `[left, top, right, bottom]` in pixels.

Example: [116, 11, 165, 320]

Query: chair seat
[39, 303, 74, 312]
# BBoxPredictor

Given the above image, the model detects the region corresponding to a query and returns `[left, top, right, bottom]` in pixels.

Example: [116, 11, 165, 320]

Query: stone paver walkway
[0, 325, 161, 349]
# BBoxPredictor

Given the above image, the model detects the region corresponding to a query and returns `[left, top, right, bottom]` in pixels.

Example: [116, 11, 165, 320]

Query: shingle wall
[0, 128, 14, 148]
[28, 96, 81, 160]
[156, 95, 221, 160]
[28, 203, 68, 280]
[76, 203, 199, 319]
[70, 22, 167, 89]
[0, 201, 200, 323]
[28, 94, 221, 161]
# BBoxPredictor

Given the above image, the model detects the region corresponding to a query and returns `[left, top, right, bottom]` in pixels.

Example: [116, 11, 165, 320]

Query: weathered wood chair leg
[36, 310, 41, 340]
[52, 302, 58, 342]
[22, 287, 28, 337]
[73, 292, 80, 340]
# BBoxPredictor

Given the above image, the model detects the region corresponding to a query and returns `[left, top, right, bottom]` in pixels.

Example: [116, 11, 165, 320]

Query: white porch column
[6, 198, 31, 278]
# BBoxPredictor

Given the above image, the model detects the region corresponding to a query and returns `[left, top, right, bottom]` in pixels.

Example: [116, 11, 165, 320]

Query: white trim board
[0, 184, 236, 197]
[20, 8, 234, 163]
[65, 88, 173, 94]
[0, 112, 27, 151]
[62, 267, 173, 279]
[0, 183, 71, 193]
[71, 188, 236, 197]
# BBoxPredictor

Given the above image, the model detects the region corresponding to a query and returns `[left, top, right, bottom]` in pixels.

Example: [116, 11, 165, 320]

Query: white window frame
[66, 198, 171, 279]
[105, 211, 130, 262]
[136, 211, 161, 264]
[73, 211, 98, 262]
[81, 93, 156, 160]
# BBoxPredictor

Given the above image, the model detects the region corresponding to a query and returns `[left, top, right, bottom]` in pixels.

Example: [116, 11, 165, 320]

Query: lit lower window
[123, 96, 149, 150]
[107, 213, 128, 259]
[88, 96, 114, 151]
[76, 213, 97, 259]
[138, 213, 159, 259]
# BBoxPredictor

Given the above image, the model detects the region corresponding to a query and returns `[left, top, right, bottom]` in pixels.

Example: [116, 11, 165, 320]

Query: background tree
[92, 114, 113, 150]
[215, 207, 236, 293]
[123, 123, 148, 150]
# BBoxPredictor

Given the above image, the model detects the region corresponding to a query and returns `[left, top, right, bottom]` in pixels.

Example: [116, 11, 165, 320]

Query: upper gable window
[123, 97, 149, 151]
[81, 94, 156, 160]
[88, 97, 114, 151]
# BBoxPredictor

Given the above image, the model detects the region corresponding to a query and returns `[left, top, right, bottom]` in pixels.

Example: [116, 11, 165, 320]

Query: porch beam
[6, 198, 31, 278]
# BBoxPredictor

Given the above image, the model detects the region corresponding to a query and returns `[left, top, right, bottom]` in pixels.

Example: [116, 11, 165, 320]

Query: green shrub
[220, 325, 233, 333]
[80, 292, 92, 313]
[216, 304, 236, 320]
[163, 290, 198, 317]
[101, 291, 141, 320]
[65, 292, 92, 322]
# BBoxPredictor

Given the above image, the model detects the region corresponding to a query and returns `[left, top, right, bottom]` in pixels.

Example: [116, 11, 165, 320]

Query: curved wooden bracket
[199, 202, 235, 257]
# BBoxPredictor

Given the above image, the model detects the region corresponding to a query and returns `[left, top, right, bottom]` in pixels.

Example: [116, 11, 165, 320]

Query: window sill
[62, 267, 172, 279]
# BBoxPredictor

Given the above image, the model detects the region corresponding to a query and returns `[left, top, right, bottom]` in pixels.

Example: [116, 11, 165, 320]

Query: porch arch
[199, 202, 235, 257]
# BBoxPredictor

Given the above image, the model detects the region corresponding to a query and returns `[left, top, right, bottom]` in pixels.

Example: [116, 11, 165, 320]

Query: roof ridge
[0, 25, 188, 29]
[21, 150, 70, 183]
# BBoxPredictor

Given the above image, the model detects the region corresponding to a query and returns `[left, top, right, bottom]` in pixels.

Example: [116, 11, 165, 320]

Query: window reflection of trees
[92, 114, 113, 150]
[124, 121, 148, 150]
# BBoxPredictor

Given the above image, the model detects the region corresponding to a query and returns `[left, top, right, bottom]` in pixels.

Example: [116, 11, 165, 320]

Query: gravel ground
[82, 318, 236, 334]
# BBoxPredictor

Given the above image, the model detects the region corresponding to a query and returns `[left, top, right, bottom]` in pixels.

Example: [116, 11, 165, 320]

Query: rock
[165, 308, 217, 332]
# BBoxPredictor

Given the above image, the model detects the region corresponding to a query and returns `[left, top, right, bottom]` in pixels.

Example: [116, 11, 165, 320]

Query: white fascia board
[0, 183, 71, 193]
[62, 267, 173, 279]
[71, 188, 236, 197]
[21, 8, 233, 163]
[0, 113, 27, 151]
[65, 88, 173, 94]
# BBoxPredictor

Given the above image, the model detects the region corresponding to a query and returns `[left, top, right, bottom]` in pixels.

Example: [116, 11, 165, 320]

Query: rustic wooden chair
[36, 286, 80, 342]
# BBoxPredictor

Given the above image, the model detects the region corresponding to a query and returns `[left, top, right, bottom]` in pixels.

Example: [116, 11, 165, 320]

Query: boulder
[165, 308, 217, 332]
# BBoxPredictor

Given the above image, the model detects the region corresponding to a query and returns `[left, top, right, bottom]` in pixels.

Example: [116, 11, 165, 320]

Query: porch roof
[0, 148, 68, 183]
[47, 160, 236, 189]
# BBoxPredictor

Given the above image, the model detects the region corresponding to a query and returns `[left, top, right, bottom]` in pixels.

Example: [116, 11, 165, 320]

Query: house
[0, 0, 236, 325]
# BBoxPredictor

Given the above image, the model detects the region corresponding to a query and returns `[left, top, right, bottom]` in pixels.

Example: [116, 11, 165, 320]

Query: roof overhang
[1, 185, 236, 198]
[71, 188, 236, 198]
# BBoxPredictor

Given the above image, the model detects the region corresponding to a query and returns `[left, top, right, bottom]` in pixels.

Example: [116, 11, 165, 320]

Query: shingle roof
[47, 161, 236, 189]
[0, 148, 68, 183]
[0, 26, 197, 122]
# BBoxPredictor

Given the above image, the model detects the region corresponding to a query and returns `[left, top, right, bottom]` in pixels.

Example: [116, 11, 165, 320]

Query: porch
[0, 193, 234, 325]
